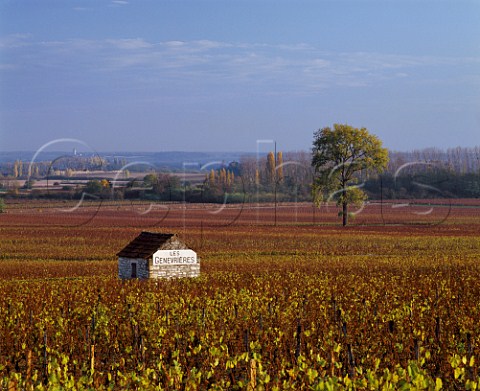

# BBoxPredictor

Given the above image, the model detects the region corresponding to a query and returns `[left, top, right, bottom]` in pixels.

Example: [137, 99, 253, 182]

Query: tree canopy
[312, 124, 389, 226]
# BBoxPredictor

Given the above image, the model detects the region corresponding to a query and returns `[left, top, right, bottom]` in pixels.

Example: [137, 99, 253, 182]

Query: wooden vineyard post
[330, 349, 335, 377]
[90, 344, 95, 373]
[26, 349, 32, 380]
[347, 343, 356, 379]
[248, 359, 257, 391]
[243, 329, 249, 353]
[413, 339, 419, 361]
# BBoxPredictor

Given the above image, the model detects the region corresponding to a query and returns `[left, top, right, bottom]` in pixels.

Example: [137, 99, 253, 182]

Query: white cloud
[0, 34, 32, 49]
[106, 38, 152, 50]
[2, 36, 479, 95]
[163, 41, 185, 48]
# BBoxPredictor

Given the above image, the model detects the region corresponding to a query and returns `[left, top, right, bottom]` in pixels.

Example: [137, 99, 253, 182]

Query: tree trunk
[342, 201, 348, 226]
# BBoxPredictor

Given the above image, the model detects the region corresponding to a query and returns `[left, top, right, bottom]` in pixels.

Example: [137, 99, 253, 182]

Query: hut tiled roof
[117, 231, 175, 259]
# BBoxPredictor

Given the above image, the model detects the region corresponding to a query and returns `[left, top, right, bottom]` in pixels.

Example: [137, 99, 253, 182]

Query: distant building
[117, 231, 199, 279]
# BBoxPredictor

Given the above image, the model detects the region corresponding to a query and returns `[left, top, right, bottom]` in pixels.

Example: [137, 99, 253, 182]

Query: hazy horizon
[1, 145, 478, 158]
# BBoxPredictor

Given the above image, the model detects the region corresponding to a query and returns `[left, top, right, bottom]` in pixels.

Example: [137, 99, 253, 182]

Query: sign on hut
[117, 231, 200, 279]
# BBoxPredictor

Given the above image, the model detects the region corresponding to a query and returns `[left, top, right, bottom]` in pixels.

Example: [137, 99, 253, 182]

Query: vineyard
[0, 199, 480, 390]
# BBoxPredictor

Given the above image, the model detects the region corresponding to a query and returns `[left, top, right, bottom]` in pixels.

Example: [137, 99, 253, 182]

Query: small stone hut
[117, 231, 200, 279]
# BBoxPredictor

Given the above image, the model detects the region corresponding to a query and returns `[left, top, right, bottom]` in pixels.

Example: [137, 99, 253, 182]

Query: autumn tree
[13, 160, 21, 178]
[84, 180, 104, 197]
[266, 152, 275, 184]
[208, 170, 216, 188]
[312, 124, 388, 226]
[144, 173, 180, 198]
[143, 174, 158, 188]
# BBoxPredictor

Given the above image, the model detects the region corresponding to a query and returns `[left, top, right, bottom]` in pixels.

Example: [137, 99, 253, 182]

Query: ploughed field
[0, 199, 479, 389]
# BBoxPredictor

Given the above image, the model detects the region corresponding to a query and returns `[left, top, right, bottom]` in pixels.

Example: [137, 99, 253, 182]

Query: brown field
[0, 199, 479, 279]
[0, 198, 479, 389]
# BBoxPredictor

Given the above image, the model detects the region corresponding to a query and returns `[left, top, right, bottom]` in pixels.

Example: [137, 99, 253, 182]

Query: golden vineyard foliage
[0, 200, 479, 389]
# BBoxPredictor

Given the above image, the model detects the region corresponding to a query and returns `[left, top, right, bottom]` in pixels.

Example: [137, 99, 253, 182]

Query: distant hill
[0, 151, 257, 170]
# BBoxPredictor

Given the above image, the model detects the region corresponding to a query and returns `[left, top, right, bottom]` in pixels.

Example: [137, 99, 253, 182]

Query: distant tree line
[364, 170, 480, 199]
[387, 147, 480, 175]
[1, 147, 479, 202]
[0, 156, 129, 179]
[365, 147, 480, 199]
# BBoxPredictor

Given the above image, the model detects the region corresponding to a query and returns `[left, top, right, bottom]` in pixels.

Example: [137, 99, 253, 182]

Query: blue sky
[1, 0, 479, 152]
